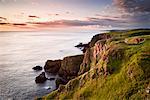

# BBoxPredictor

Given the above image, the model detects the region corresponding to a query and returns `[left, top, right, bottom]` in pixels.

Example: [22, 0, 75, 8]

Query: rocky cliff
[40, 29, 150, 100]
[58, 55, 84, 80]
[44, 55, 83, 81]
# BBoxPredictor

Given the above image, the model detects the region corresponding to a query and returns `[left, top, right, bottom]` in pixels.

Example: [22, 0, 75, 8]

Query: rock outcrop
[43, 55, 83, 87]
[75, 43, 89, 53]
[89, 33, 111, 47]
[58, 54, 84, 80]
[40, 29, 150, 100]
[124, 37, 145, 45]
[35, 72, 47, 83]
[32, 66, 42, 71]
[44, 55, 83, 80]
[78, 39, 115, 75]
[44, 60, 62, 74]
[75, 33, 111, 53]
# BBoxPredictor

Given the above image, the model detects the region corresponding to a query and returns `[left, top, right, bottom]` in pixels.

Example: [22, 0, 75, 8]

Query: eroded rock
[58, 55, 84, 80]
[35, 72, 47, 83]
[44, 60, 62, 74]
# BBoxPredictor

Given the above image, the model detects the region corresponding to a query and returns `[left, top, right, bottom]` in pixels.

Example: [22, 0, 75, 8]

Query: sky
[0, 0, 150, 31]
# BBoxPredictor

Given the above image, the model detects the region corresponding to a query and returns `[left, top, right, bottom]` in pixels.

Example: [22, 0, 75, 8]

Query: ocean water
[0, 31, 100, 100]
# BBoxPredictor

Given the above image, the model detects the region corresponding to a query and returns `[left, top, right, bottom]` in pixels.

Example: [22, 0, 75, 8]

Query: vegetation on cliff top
[40, 29, 150, 100]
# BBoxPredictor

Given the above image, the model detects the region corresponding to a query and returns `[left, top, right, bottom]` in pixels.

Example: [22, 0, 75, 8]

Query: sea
[0, 31, 103, 100]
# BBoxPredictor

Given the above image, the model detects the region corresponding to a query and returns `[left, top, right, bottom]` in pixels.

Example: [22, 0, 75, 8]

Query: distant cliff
[40, 29, 150, 100]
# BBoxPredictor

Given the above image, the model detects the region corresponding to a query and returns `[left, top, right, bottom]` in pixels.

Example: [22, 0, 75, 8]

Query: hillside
[40, 29, 150, 100]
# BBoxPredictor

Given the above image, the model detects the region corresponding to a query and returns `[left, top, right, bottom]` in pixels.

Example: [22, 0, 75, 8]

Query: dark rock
[44, 86, 52, 90]
[48, 78, 55, 81]
[58, 54, 84, 80]
[81, 46, 89, 53]
[75, 42, 88, 48]
[44, 60, 62, 74]
[44, 55, 83, 80]
[46, 87, 51, 90]
[75, 43, 89, 53]
[35, 72, 47, 83]
[75, 42, 84, 47]
[55, 78, 68, 89]
[35, 97, 43, 100]
[32, 66, 42, 71]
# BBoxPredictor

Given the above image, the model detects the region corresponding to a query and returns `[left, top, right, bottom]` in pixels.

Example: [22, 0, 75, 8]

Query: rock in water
[32, 66, 43, 71]
[44, 60, 62, 74]
[48, 78, 55, 80]
[44, 86, 52, 90]
[35, 72, 47, 83]
[75, 43, 89, 53]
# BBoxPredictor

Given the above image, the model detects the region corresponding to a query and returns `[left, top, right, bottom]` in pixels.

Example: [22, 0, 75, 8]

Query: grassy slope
[43, 29, 150, 100]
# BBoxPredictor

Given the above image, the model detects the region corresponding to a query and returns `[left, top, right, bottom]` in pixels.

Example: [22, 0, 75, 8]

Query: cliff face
[44, 60, 62, 73]
[42, 29, 150, 100]
[78, 39, 115, 76]
[44, 55, 84, 80]
[59, 55, 84, 80]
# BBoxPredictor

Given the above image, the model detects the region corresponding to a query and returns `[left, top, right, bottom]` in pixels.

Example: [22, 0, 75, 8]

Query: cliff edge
[40, 29, 150, 100]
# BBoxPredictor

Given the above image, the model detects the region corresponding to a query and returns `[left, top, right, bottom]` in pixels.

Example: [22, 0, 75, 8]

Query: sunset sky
[0, 0, 150, 31]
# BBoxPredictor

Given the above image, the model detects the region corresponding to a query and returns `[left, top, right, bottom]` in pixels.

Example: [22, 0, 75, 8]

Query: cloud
[48, 13, 61, 16]
[113, 0, 150, 27]
[0, 22, 9, 25]
[66, 11, 70, 14]
[113, 0, 150, 13]
[28, 15, 39, 18]
[10, 23, 33, 30]
[28, 20, 97, 27]
[55, 14, 59, 16]
[12, 23, 27, 26]
[0, 22, 27, 27]
[0, 16, 9, 25]
[95, 14, 123, 20]
[28, 20, 93, 27]
[0, 16, 7, 21]
[27, 17, 130, 29]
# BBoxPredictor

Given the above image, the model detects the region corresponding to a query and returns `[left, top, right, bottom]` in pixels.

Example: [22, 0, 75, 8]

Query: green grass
[42, 29, 150, 100]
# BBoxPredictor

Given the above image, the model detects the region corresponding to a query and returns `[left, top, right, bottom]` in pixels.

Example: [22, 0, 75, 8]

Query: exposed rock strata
[58, 55, 84, 80]
[39, 29, 150, 100]
[44, 54, 84, 87]
[44, 60, 62, 74]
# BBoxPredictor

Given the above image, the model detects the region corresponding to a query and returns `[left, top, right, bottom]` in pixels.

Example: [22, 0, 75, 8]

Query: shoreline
[36, 28, 150, 99]
[35, 30, 111, 98]
[0, 31, 98, 100]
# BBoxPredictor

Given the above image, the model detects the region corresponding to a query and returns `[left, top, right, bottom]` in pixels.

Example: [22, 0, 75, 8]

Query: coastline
[0, 31, 99, 100]
[36, 28, 150, 99]
[34, 31, 109, 98]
